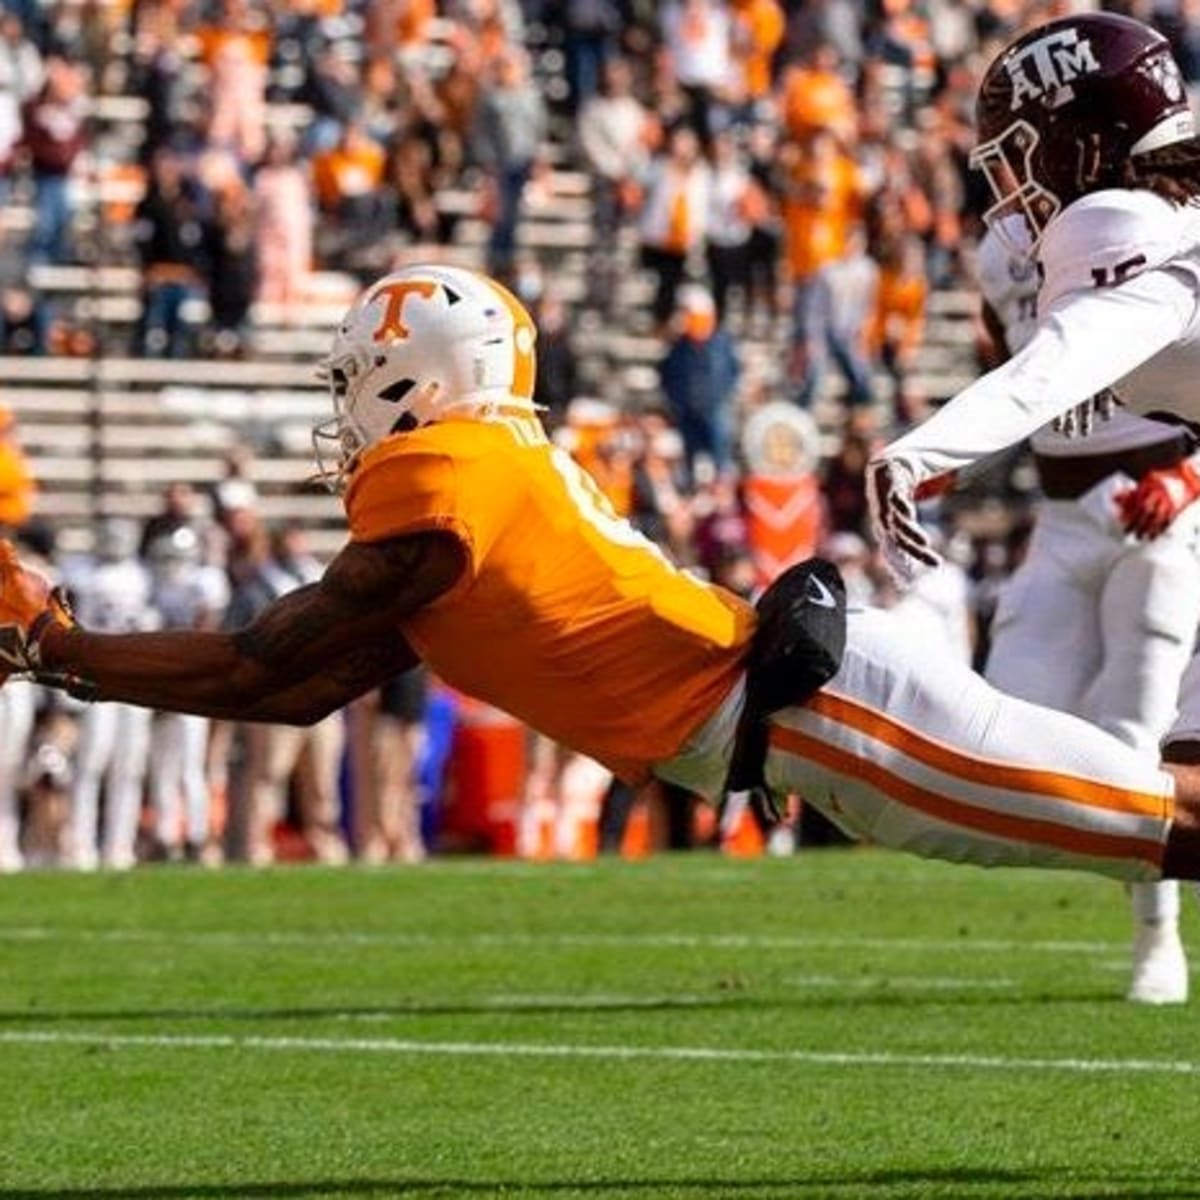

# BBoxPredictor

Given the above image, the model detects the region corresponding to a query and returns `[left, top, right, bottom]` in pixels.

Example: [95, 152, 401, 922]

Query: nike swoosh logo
[805, 575, 836, 609]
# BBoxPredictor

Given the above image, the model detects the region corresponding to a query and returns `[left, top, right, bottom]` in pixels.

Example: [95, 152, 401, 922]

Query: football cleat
[1127, 922, 1189, 1005]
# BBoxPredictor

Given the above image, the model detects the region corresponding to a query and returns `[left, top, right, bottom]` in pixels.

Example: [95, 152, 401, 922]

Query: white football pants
[986, 494, 1200, 920]
[150, 712, 212, 849]
[765, 608, 1175, 882]
[71, 701, 152, 870]
[0, 681, 36, 870]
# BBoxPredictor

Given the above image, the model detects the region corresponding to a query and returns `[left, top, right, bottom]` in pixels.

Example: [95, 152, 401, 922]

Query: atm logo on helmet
[370, 280, 439, 343]
[1006, 29, 1100, 110]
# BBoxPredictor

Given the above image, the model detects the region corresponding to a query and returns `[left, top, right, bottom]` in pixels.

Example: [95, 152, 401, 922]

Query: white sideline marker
[0, 1029, 1198, 1076]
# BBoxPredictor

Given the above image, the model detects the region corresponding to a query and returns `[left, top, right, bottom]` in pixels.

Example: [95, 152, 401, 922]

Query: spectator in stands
[869, 230, 927, 427]
[0, 404, 35, 538]
[128, 1, 183, 166]
[865, 0, 937, 122]
[531, 288, 579, 425]
[300, 40, 361, 155]
[794, 222, 878, 412]
[20, 54, 85, 265]
[195, 0, 269, 165]
[133, 149, 206, 359]
[779, 126, 866, 397]
[210, 443, 260, 532]
[562, 0, 624, 113]
[253, 133, 312, 318]
[660, 0, 733, 143]
[388, 128, 455, 248]
[138, 480, 205, 559]
[727, 0, 784, 123]
[629, 414, 694, 561]
[359, 52, 402, 147]
[820, 419, 874, 536]
[558, 397, 637, 510]
[472, 45, 547, 277]
[704, 127, 759, 323]
[203, 178, 258, 358]
[0, 283, 48, 354]
[638, 122, 710, 329]
[778, 39, 856, 146]
[429, 42, 482, 179]
[311, 117, 388, 264]
[658, 283, 740, 482]
[577, 55, 652, 313]
[742, 119, 783, 333]
[692, 468, 749, 581]
[909, 118, 966, 287]
[0, 12, 42, 198]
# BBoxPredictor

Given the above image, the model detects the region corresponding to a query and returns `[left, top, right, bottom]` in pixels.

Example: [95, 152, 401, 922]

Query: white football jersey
[890, 187, 1200, 482]
[153, 565, 220, 632]
[977, 220, 1188, 458]
[69, 559, 158, 633]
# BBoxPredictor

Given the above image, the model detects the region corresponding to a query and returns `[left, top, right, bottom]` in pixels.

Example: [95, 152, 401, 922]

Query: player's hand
[865, 455, 943, 585]
[0, 540, 76, 674]
[1051, 390, 1118, 439]
[1116, 461, 1200, 540]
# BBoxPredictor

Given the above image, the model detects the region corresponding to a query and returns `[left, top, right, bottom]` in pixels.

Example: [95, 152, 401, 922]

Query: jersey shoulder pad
[1039, 189, 1181, 307]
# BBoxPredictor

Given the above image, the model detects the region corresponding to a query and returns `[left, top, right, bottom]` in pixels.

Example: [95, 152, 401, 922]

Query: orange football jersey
[345, 415, 754, 783]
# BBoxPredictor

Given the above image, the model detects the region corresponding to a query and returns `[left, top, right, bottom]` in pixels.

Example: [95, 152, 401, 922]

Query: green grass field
[0, 850, 1198, 1200]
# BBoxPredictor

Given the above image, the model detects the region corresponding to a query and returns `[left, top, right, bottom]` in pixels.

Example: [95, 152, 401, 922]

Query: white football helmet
[313, 264, 539, 492]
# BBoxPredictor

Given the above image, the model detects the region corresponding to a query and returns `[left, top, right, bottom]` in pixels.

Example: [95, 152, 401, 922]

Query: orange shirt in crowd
[194, 24, 271, 68]
[397, 0, 436, 44]
[345, 415, 753, 784]
[730, 0, 786, 99]
[779, 64, 857, 144]
[312, 138, 386, 210]
[870, 267, 927, 359]
[781, 147, 865, 281]
[0, 416, 36, 530]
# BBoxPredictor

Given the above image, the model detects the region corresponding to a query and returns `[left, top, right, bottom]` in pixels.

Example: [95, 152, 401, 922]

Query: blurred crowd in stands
[0, 0, 1198, 868]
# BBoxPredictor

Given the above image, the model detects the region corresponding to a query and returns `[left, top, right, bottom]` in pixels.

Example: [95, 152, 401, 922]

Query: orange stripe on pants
[806, 691, 1170, 820]
[769, 722, 1166, 870]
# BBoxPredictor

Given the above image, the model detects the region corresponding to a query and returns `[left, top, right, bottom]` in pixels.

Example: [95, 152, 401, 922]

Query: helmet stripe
[483, 276, 538, 401]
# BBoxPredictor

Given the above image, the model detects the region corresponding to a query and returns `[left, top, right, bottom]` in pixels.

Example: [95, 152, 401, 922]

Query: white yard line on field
[0, 1028, 1196, 1076]
[0, 926, 1131, 954]
[782, 975, 1017, 990]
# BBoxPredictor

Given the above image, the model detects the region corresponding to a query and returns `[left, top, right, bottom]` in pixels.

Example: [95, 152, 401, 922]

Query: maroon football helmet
[972, 12, 1195, 252]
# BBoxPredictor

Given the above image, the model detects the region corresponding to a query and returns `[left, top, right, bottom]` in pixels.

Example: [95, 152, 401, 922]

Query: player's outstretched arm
[24, 531, 466, 723]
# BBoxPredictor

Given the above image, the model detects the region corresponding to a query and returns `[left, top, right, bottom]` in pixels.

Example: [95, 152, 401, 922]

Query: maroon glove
[1116, 460, 1200, 540]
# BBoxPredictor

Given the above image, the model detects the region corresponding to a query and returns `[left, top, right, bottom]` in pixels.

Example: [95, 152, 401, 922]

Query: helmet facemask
[970, 118, 1061, 258]
[311, 356, 433, 494]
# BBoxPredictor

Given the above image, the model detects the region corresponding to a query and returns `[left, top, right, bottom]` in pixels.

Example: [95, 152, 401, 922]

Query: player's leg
[983, 502, 1101, 712]
[178, 713, 212, 857]
[67, 702, 117, 871]
[766, 608, 1177, 880]
[149, 711, 183, 856]
[1087, 537, 1200, 1002]
[0, 682, 35, 872]
[101, 705, 152, 871]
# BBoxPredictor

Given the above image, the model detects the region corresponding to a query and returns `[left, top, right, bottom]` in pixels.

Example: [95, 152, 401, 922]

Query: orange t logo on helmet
[371, 280, 439, 343]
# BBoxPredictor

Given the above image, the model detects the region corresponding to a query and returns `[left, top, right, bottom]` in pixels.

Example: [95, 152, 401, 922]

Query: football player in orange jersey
[5, 263, 1200, 882]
